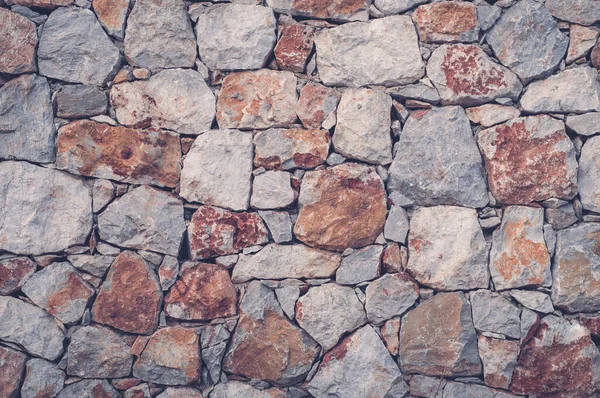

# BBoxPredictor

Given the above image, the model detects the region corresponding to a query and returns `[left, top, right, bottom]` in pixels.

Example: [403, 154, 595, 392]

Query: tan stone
[567, 24, 600, 63]
[92, 0, 130, 39]
[254, 128, 330, 170]
[412, 1, 479, 43]
[478, 336, 519, 390]
[465, 104, 520, 127]
[291, 0, 370, 22]
[296, 82, 341, 129]
[0, 346, 26, 398]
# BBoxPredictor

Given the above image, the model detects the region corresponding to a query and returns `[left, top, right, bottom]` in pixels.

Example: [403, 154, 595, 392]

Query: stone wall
[1, 0, 600, 397]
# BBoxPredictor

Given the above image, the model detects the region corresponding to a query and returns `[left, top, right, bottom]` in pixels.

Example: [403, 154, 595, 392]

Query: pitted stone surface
[0, 8, 37, 75]
[412, 2, 479, 43]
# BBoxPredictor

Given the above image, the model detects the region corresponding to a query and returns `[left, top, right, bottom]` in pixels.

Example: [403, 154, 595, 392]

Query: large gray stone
[336, 245, 383, 285]
[97, 185, 185, 256]
[579, 135, 600, 213]
[250, 170, 295, 210]
[566, 112, 600, 136]
[373, 0, 427, 15]
[365, 273, 419, 325]
[470, 290, 521, 339]
[0, 74, 55, 163]
[314, 15, 424, 87]
[509, 290, 554, 313]
[196, 4, 276, 71]
[67, 254, 114, 278]
[0, 161, 92, 255]
[387, 106, 488, 208]
[38, 7, 120, 85]
[57, 380, 119, 398]
[546, 0, 600, 25]
[486, 0, 568, 83]
[55, 84, 107, 118]
[21, 359, 65, 398]
[443, 381, 520, 398]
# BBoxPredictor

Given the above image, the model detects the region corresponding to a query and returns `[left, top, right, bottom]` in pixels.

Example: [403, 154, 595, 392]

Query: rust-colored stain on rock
[296, 82, 341, 129]
[274, 23, 315, 73]
[413, 2, 478, 43]
[46, 272, 94, 319]
[254, 128, 331, 170]
[291, 0, 368, 20]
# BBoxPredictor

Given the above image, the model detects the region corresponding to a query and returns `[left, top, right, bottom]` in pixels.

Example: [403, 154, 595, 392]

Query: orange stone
[296, 82, 341, 129]
[274, 23, 315, 73]
[412, 1, 479, 43]
[0, 8, 37, 74]
[92, 0, 130, 39]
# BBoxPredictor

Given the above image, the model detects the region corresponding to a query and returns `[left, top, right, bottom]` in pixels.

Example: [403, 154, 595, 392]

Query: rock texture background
[2, 0, 600, 397]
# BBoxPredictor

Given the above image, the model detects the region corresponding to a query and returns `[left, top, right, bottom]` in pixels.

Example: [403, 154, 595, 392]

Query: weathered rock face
[296, 83, 341, 129]
[308, 325, 408, 398]
[407, 206, 489, 291]
[0, 8, 37, 74]
[465, 104, 520, 128]
[0, 75, 55, 164]
[57, 379, 119, 398]
[552, 223, 600, 313]
[0, 296, 65, 361]
[250, 170, 294, 209]
[546, 0, 600, 26]
[486, 0, 568, 83]
[196, 4, 276, 71]
[478, 336, 519, 390]
[566, 24, 600, 63]
[296, 283, 367, 351]
[388, 106, 488, 207]
[188, 206, 268, 260]
[0, 257, 36, 295]
[0, 345, 26, 398]
[5, 0, 73, 8]
[254, 128, 330, 170]
[373, 0, 426, 14]
[274, 22, 315, 73]
[295, 163, 387, 251]
[427, 44, 522, 106]
[124, 0, 196, 70]
[0, 161, 92, 255]
[180, 130, 253, 211]
[567, 112, 600, 136]
[165, 262, 238, 321]
[477, 116, 578, 204]
[471, 290, 521, 338]
[336, 245, 383, 285]
[521, 66, 600, 114]
[216, 70, 298, 130]
[511, 315, 600, 396]
[55, 84, 107, 118]
[57, 120, 181, 188]
[38, 7, 120, 85]
[210, 381, 285, 398]
[232, 243, 341, 282]
[579, 135, 600, 213]
[489, 206, 551, 290]
[333, 88, 393, 165]
[399, 292, 482, 377]
[412, 1, 479, 43]
[223, 281, 319, 385]
[365, 273, 419, 325]
[314, 16, 425, 87]
[92, 0, 129, 39]
[92, 251, 162, 335]
[288, 0, 370, 22]
[110, 69, 215, 134]
[21, 359, 65, 398]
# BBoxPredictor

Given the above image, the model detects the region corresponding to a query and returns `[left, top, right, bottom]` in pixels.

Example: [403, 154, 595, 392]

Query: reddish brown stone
[294, 163, 387, 251]
[0, 346, 26, 398]
[275, 23, 315, 73]
[112, 378, 141, 391]
[566, 24, 599, 64]
[0, 8, 37, 75]
[5, 0, 73, 10]
[0, 257, 36, 295]
[592, 40, 600, 69]
[478, 336, 519, 390]
[412, 1, 479, 43]
[188, 206, 268, 260]
[511, 316, 600, 396]
[92, 0, 130, 40]
[296, 82, 341, 129]
[477, 116, 578, 204]
[57, 120, 181, 188]
[92, 251, 162, 335]
[253, 128, 331, 170]
[291, 0, 369, 22]
[164, 262, 237, 321]
[579, 314, 600, 336]
[380, 317, 400, 356]
[382, 243, 407, 273]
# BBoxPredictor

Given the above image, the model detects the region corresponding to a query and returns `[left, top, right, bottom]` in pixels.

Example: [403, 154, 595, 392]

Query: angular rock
[0, 161, 92, 255]
[294, 163, 387, 251]
[593, 41, 600, 68]
[470, 290, 521, 338]
[0, 75, 55, 163]
[566, 24, 599, 63]
[477, 3, 502, 31]
[158, 256, 178, 291]
[259, 211, 293, 243]
[67, 325, 133, 378]
[92, 179, 114, 213]
[223, 281, 319, 385]
[196, 4, 276, 71]
[373, 0, 426, 14]
[38, 7, 120, 85]
[21, 359, 65, 398]
[188, 206, 268, 260]
[98, 186, 185, 256]
[180, 130, 253, 211]
[124, 0, 196, 70]
[477, 116, 578, 204]
[110, 68, 215, 134]
[387, 82, 441, 104]
[520, 308, 540, 345]
[57, 379, 119, 398]
[489, 206, 551, 290]
[412, 1, 479, 43]
[254, 128, 330, 170]
[443, 381, 520, 397]
[275, 285, 300, 320]
[0, 257, 36, 295]
[382, 243, 406, 273]
[92, 0, 129, 39]
[546, 0, 600, 26]
[92, 251, 162, 334]
[388, 107, 488, 207]
[5, 0, 73, 8]
[365, 273, 419, 325]
[57, 120, 181, 188]
[336, 245, 382, 285]
[380, 317, 400, 356]
[0, 296, 65, 360]
[275, 23, 315, 73]
[407, 206, 489, 291]
[478, 336, 519, 390]
[216, 70, 297, 130]
[384, 206, 409, 243]
[0, 346, 26, 398]
[486, 0, 568, 83]
[546, 202, 578, 230]
[511, 315, 600, 395]
[409, 375, 446, 398]
[296, 83, 341, 129]
[427, 44, 522, 106]
[210, 382, 285, 398]
[566, 112, 600, 136]
[67, 254, 114, 278]
[157, 387, 203, 398]
[232, 243, 341, 283]
[296, 283, 367, 350]
[551, 223, 600, 312]
[308, 325, 408, 398]
[579, 135, 600, 213]
[509, 290, 554, 313]
[134, 327, 200, 385]
[55, 85, 107, 118]
[251, 170, 295, 209]
[521, 67, 600, 114]
[289, 0, 370, 22]
[0, 8, 36, 74]
[314, 15, 425, 87]
[22, 262, 94, 324]
[333, 88, 392, 165]
[399, 292, 481, 376]
[165, 262, 237, 321]
[465, 104, 520, 127]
